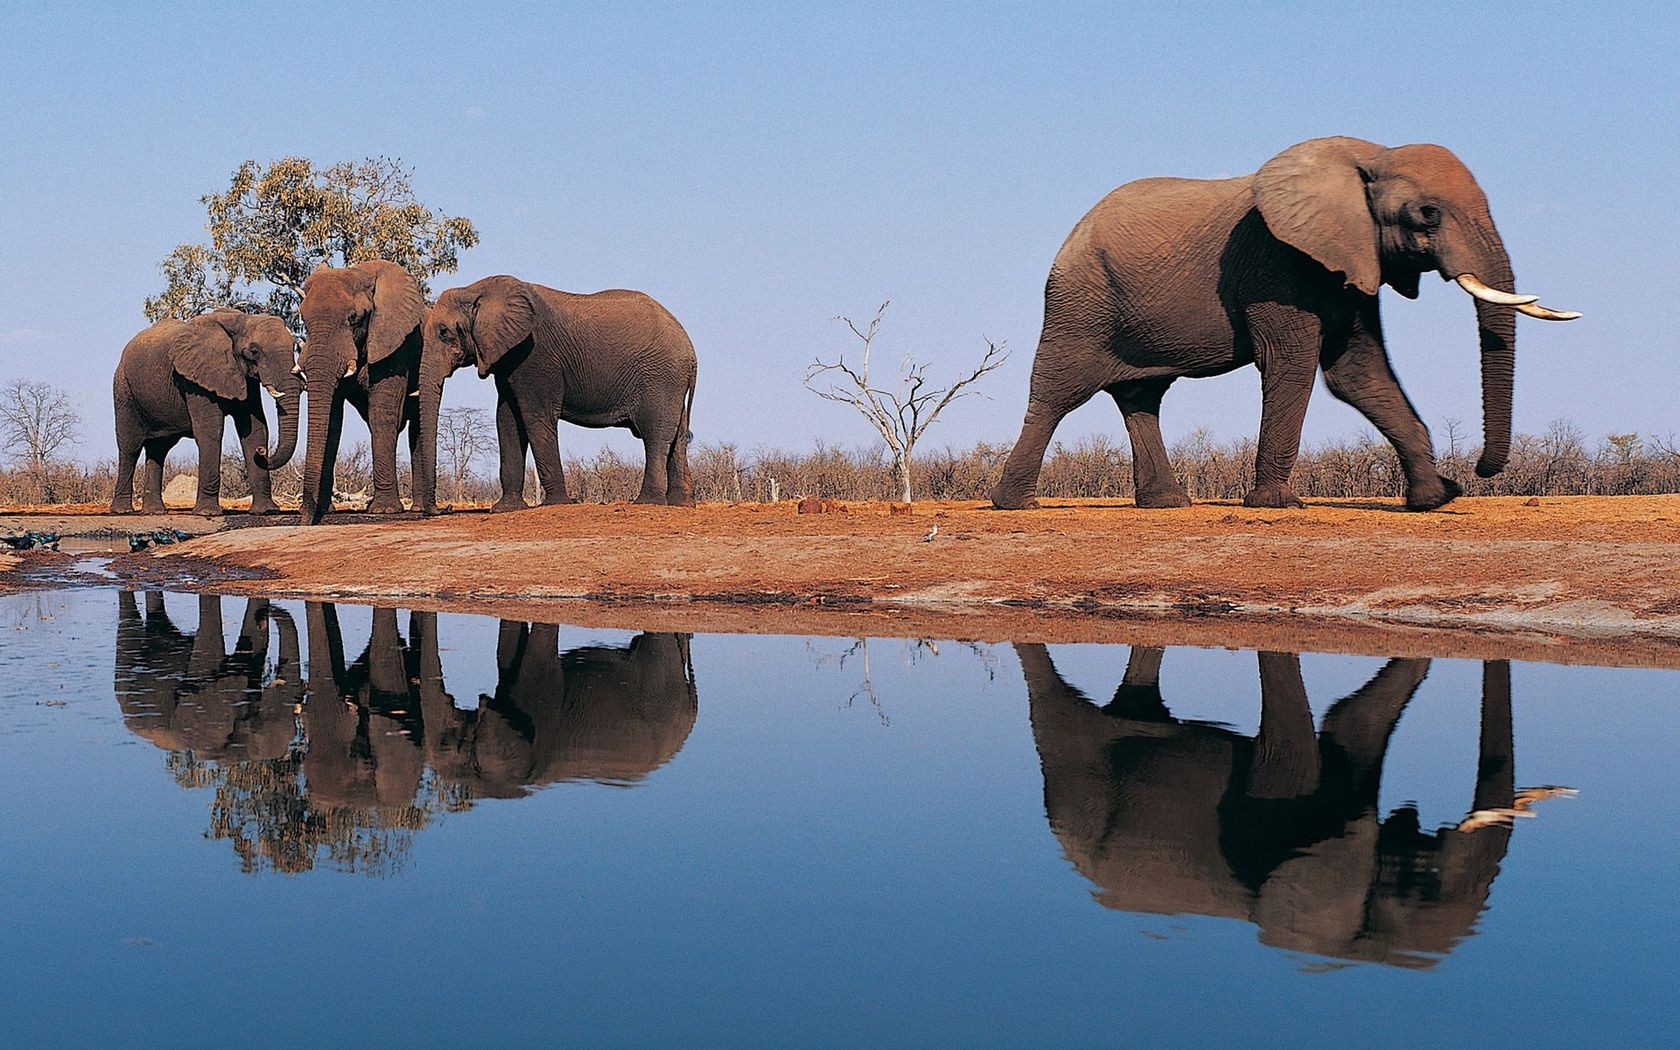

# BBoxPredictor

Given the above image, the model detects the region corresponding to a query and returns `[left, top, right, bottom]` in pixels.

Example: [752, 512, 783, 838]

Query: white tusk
[291, 363, 305, 375]
[408, 390, 420, 398]
[264, 384, 284, 399]
[343, 362, 357, 379]
[1455, 274, 1540, 306]
[1516, 302, 1582, 322]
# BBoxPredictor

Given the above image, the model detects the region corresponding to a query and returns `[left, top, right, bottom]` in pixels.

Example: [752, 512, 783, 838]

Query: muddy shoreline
[5, 495, 1673, 667]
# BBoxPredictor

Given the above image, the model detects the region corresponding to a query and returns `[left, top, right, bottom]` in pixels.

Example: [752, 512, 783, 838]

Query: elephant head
[296, 260, 426, 523]
[1253, 137, 1578, 478]
[168, 309, 302, 470]
[413, 275, 538, 513]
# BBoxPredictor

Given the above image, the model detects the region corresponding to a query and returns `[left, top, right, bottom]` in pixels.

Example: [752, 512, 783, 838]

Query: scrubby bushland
[9, 420, 1680, 509]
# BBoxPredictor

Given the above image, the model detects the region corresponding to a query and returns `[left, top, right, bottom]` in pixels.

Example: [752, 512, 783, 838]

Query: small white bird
[922, 524, 938, 542]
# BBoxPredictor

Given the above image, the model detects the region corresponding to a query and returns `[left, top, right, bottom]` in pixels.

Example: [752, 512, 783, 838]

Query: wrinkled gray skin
[111, 310, 301, 515]
[296, 260, 427, 525]
[414, 275, 698, 513]
[994, 136, 1540, 512]
[1022, 645, 1519, 968]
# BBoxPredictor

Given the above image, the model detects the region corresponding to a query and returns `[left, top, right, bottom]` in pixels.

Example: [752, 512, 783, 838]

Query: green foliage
[144, 156, 479, 334]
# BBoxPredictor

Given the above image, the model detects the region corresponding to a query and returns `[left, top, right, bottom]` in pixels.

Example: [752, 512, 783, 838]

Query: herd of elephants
[108, 136, 1579, 522]
[119, 590, 1534, 967]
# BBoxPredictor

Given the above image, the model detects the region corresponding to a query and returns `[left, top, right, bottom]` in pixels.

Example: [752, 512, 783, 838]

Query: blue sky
[1, 1, 1675, 464]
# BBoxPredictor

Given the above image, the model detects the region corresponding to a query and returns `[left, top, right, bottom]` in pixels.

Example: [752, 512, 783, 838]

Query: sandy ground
[3, 493, 1655, 667]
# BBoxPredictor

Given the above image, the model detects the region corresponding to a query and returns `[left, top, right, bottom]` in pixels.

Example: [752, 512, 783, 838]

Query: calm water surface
[1, 587, 1674, 1046]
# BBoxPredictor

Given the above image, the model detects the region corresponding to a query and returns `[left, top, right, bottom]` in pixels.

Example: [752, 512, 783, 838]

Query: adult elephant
[412, 275, 697, 512]
[111, 309, 300, 515]
[1021, 645, 1558, 967]
[296, 260, 427, 524]
[992, 137, 1580, 512]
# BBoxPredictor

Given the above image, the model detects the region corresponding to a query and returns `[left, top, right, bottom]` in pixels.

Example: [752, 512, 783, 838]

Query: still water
[1, 587, 1673, 1046]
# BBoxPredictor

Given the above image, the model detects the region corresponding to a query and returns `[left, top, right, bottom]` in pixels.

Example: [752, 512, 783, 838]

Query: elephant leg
[633, 414, 679, 505]
[1110, 378, 1189, 508]
[141, 437, 178, 514]
[186, 395, 227, 516]
[1242, 310, 1321, 508]
[1317, 657, 1429, 810]
[492, 393, 534, 512]
[1105, 646, 1171, 720]
[365, 375, 408, 514]
[529, 413, 572, 508]
[1322, 302, 1457, 510]
[993, 318, 1118, 509]
[233, 406, 278, 515]
[112, 412, 145, 514]
[1250, 652, 1320, 799]
[665, 400, 694, 507]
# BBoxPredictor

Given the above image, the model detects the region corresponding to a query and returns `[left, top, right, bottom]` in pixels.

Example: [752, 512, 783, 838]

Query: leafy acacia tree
[145, 156, 479, 334]
[804, 301, 1009, 503]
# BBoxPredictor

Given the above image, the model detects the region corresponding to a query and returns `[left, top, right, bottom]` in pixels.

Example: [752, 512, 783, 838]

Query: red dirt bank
[111, 495, 1680, 667]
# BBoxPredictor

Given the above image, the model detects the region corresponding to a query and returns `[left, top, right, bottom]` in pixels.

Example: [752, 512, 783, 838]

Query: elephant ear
[470, 276, 538, 376]
[355, 260, 425, 364]
[168, 318, 249, 401]
[1253, 136, 1386, 296]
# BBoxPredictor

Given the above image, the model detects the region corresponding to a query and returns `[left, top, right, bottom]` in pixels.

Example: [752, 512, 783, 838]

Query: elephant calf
[993, 136, 1579, 513]
[413, 275, 698, 512]
[111, 309, 301, 515]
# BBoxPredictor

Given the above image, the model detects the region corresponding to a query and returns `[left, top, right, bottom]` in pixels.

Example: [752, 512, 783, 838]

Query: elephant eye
[1418, 204, 1442, 227]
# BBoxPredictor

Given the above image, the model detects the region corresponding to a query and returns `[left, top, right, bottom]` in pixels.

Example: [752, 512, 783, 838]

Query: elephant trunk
[300, 372, 340, 525]
[1442, 219, 1517, 479]
[255, 370, 303, 471]
[1466, 230, 1516, 479]
[414, 345, 453, 515]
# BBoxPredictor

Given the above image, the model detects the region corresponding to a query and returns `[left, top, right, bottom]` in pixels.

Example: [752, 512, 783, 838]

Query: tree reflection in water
[114, 592, 697, 875]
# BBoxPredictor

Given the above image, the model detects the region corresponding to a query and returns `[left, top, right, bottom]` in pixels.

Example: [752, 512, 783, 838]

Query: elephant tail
[677, 371, 695, 450]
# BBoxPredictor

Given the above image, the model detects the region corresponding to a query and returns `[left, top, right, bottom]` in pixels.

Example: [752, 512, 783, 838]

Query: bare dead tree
[0, 379, 80, 502]
[804, 301, 1008, 503]
[436, 406, 492, 504]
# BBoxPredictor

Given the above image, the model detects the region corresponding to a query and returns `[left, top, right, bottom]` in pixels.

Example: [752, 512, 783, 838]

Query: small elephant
[1022, 644, 1544, 967]
[111, 309, 300, 515]
[296, 259, 427, 524]
[992, 137, 1579, 513]
[413, 275, 698, 512]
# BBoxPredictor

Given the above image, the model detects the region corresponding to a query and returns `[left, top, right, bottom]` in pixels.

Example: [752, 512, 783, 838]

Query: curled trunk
[255, 371, 304, 470]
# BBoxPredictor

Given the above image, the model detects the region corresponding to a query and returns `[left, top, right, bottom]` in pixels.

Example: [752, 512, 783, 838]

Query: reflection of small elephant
[302, 607, 698, 808]
[114, 590, 301, 763]
[1021, 644, 1536, 967]
[413, 276, 698, 512]
[992, 137, 1578, 513]
[111, 310, 301, 515]
[296, 260, 427, 524]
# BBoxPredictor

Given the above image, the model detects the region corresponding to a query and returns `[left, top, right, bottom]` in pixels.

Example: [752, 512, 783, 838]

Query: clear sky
[2, 1, 1675, 465]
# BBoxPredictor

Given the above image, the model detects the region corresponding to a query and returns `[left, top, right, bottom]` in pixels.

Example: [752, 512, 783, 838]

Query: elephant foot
[490, 498, 528, 514]
[634, 494, 668, 506]
[248, 500, 280, 516]
[1405, 476, 1463, 512]
[193, 503, 224, 518]
[110, 502, 138, 516]
[1136, 487, 1192, 509]
[1242, 484, 1304, 509]
[367, 498, 405, 515]
[666, 494, 697, 508]
[990, 487, 1040, 510]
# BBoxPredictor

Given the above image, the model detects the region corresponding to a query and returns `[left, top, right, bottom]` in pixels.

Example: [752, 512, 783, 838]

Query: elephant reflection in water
[115, 590, 302, 767]
[114, 591, 697, 874]
[1020, 645, 1562, 968]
